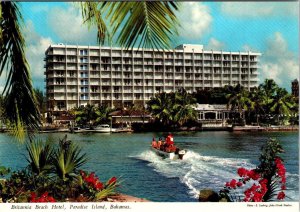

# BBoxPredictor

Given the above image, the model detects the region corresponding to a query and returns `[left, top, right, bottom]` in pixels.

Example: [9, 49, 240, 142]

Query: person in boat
[157, 137, 163, 150]
[165, 133, 174, 146]
[161, 133, 173, 152]
[160, 139, 165, 151]
[151, 137, 158, 148]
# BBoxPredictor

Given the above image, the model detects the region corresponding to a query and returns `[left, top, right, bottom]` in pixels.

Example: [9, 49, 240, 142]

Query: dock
[232, 125, 298, 132]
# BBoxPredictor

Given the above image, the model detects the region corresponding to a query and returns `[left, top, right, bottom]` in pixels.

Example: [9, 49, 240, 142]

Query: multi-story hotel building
[45, 44, 260, 111]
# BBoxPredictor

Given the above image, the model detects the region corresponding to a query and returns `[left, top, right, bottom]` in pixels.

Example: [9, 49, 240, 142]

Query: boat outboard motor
[178, 150, 186, 160]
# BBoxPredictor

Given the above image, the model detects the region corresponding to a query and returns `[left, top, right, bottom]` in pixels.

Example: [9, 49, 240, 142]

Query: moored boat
[69, 127, 87, 133]
[92, 124, 116, 133]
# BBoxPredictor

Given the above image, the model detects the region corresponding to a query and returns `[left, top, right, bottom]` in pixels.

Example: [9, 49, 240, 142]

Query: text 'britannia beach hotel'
[45, 44, 261, 112]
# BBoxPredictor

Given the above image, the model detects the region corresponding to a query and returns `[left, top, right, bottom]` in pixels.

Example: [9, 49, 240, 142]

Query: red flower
[95, 182, 104, 190]
[237, 182, 243, 187]
[237, 168, 249, 177]
[41, 192, 48, 198]
[252, 192, 263, 202]
[277, 191, 285, 200]
[281, 185, 286, 190]
[259, 178, 268, 185]
[225, 182, 230, 187]
[47, 197, 56, 202]
[29, 192, 56, 203]
[30, 192, 36, 201]
[108, 177, 117, 185]
[247, 169, 260, 180]
[229, 179, 237, 189]
[281, 176, 286, 184]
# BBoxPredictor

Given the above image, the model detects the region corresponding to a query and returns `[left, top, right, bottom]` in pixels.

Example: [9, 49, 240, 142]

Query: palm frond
[80, 2, 110, 45]
[105, 2, 179, 49]
[26, 140, 53, 176]
[0, 2, 40, 141]
[53, 138, 88, 181]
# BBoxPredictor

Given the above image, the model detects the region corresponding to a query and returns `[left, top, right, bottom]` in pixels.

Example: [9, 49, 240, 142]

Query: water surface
[0, 131, 298, 202]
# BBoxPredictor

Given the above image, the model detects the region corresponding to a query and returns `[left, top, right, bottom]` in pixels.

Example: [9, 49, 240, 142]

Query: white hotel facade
[45, 44, 260, 112]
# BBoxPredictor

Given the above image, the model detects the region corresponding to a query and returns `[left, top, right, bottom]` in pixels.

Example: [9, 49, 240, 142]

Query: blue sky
[11, 2, 299, 92]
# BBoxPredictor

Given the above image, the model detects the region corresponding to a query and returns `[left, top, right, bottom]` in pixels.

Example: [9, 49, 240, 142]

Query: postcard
[0, 1, 298, 212]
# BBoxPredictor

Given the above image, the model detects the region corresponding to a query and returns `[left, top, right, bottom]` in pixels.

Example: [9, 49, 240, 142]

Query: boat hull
[151, 147, 186, 160]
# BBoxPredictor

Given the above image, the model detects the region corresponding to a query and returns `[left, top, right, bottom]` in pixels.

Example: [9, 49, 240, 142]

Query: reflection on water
[0, 131, 298, 202]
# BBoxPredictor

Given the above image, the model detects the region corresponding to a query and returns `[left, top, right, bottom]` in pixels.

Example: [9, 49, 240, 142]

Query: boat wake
[136, 150, 299, 201]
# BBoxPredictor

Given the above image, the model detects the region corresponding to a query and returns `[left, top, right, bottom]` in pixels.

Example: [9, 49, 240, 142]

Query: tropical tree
[173, 88, 197, 126]
[147, 92, 175, 126]
[72, 104, 98, 127]
[226, 84, 254, 122]
[259, 79, 279, 114]
[95, 105, 113, 125]
[80, 2, 179, 49]
[248, 87, 267, 125]
[0, 2, 40, 139]
[270, 88, 296, 125]
[34, 88, 46, 114]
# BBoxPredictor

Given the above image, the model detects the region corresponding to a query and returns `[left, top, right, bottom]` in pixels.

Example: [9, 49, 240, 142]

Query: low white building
[193, 104, 237, 127]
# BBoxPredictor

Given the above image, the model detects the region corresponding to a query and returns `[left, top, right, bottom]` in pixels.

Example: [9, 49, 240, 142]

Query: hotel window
[80, 57, 88, 63]
[80, 72, 88, 78]
[79, 49, 88, 55]
[80, 80, 88, 85]
[57, 102, 65, 110]
[81, 86, 88, 93]
[80, 94, 89, 100]
[80, 65, 87, 70]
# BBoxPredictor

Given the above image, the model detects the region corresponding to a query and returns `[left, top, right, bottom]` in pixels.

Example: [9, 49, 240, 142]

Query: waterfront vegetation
[70, 105, 113, 128]
[59, 79, 298, 131]
[0, 136, 119, 202]
[219, 138, 287, 202]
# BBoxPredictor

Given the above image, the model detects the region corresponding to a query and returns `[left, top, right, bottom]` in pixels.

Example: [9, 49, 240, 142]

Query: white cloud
[242, 45, 259, 53]
[47, 6, 97, 45]
[259, 32, 299, 88]
[23, 20, 53, 89]
[221, 2, 299, 18]
[178, 2, 212, 40]
[205, 38, 225, 51]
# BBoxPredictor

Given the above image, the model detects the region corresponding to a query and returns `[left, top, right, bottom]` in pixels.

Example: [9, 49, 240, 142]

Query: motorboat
[92, 124, 116, 133]
[69, 127, 87, 133]
[151, 146, 186, 160]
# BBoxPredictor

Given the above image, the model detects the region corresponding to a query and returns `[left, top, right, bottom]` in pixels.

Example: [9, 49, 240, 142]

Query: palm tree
[249, 87, 267, 125]
[80, 2, 179, 49]
[0, 2, 40, 139]
[95, 105, 113, 125]
[259, 79, 279, 113]
[147, 92, 175, 125]
[173, 88, 197, 126]
[270, 88, 296, 125]
[73, 104, 98, 127]
[226, 84, 254, 121]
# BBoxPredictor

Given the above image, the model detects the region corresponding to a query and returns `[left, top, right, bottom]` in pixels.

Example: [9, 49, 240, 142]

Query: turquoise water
[0, 131, 298, 202]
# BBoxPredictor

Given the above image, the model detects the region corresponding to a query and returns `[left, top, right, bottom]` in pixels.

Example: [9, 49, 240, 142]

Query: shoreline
[39, 125, 298, 133]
